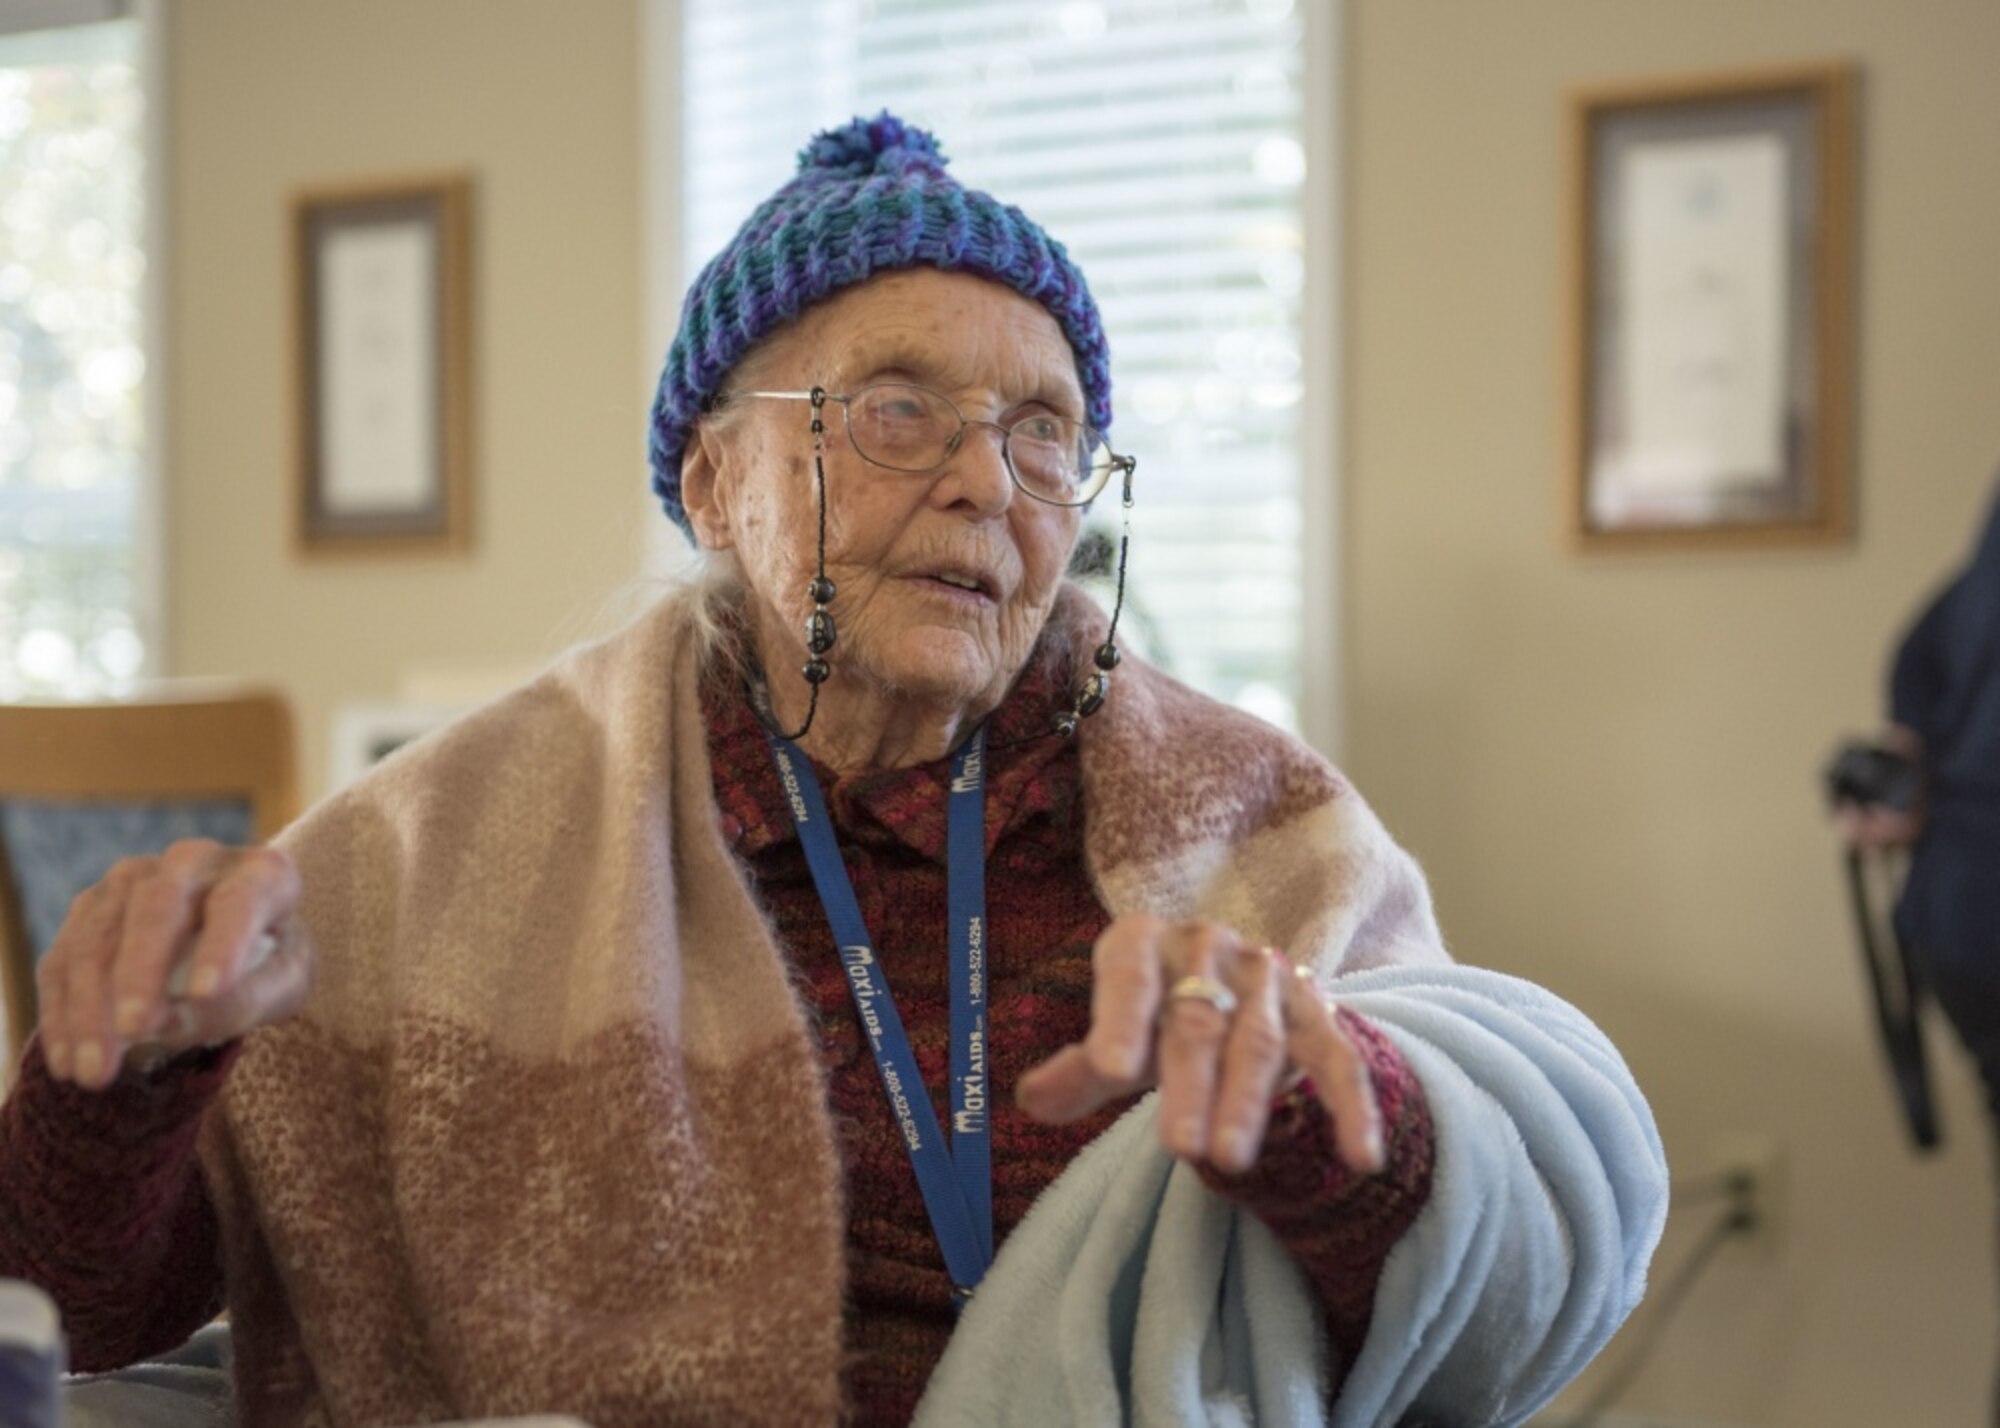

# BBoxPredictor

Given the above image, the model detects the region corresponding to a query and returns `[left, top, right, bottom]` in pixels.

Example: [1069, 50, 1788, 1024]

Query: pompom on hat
[649, 111, 1113, 537]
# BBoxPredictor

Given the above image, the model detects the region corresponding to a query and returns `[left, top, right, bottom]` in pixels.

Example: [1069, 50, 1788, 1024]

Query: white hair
[679, 546, 755, 681]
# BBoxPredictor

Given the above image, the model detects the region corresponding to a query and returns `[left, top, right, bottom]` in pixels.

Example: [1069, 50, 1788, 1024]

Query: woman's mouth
[909, 570, 998, 607]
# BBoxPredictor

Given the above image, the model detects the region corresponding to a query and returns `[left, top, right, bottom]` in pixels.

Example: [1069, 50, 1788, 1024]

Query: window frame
[0, 0, 131, 40]
[137, 0, 169, 678]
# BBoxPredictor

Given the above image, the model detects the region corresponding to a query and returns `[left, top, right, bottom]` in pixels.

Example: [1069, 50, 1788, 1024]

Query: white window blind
[682, 0, 1308, 729]
[0, 2, 131, 41]
[0, 11, 148, 697]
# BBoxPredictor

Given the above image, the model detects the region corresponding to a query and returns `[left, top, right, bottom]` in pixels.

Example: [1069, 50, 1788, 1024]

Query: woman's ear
[679, 423, 736, 551]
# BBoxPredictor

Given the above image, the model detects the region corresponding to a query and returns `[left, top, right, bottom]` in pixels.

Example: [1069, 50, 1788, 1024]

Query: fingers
[1205, 947, 1287, 1173]
[1014, 1044, 1120, 1124]
[1019, 915, 1387, 1179]
[112, 840, 230, 1041]
[179, 848, 301, 1003]
[1837, 805, 1882, 848]
[35, 841, 305, 1091]
[159, 927, 311, 1053]
[1873, 807, 1924, 847]
[43, 862, 148, 1089]
[34, 949, 71, 1079]
[1836, 803, 1925, 850]
[1280, 967, 1384, 1174]
[1017, 918, 1166, 1122]
[1084, 917, 1165, 1082]
[1155, 923, 1241, 1161]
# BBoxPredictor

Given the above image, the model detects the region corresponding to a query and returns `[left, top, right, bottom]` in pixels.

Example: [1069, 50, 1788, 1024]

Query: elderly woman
[1, 116, 1664, 1428]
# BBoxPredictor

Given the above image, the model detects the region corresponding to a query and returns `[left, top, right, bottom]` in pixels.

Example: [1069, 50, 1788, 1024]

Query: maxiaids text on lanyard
[765, 726, 994, 1305]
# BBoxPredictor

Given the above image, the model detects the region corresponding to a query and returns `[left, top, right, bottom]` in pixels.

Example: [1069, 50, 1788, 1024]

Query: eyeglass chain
[764, 387, 1131, 748]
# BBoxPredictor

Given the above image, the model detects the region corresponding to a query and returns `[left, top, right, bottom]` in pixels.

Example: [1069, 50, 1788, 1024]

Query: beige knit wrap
[197, 586, 1444, 1427]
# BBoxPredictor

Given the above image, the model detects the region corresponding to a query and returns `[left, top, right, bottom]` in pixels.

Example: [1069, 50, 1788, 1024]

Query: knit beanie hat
[648, 111, 1113, 537]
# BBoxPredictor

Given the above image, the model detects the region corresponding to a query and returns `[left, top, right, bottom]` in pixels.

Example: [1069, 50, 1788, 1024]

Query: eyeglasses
[722, 382, 1135, 508]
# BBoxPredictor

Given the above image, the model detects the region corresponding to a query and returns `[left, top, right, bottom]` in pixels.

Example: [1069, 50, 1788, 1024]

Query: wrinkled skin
[679, 268, 1086, 773]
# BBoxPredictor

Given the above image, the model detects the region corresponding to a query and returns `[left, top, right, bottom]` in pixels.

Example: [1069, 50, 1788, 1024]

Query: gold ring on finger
[1166, 974, 1238, 1017]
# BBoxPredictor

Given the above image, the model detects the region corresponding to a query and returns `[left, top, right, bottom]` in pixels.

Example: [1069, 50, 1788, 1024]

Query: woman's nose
[932, 421, 1015, 517]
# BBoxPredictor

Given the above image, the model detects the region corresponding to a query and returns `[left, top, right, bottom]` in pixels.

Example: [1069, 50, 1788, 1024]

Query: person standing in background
[1843, 472, 2000, 1425]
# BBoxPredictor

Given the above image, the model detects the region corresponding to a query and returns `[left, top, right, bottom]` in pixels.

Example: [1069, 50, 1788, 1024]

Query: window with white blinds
[682, 0, 1309, 730]
[0, 2, 150, 698]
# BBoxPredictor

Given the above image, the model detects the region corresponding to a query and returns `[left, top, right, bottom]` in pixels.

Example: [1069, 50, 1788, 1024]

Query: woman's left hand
[1015, 916, 1384, 1176]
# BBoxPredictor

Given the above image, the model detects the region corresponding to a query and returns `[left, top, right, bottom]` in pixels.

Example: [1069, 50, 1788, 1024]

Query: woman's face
[684, 269, 1086, 716]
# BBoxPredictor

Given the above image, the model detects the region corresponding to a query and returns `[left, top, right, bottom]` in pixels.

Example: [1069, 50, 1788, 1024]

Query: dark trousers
[1903, 832, 2000, 1128]
[1900, 823, 2000, 1426]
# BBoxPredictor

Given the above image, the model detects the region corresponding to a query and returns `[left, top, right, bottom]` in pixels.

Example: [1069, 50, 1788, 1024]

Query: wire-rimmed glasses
[724, 382, 1134, 507]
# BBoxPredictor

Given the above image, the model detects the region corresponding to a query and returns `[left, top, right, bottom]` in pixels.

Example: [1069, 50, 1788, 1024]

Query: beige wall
[163, 0, 2000, 1422]
[1346, 1, 2000, 1423]
[167, 0, 647, 798]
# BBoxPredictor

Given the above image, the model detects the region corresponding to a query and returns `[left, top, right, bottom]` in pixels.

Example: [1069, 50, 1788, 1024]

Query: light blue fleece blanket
[912, 964, 1668, 1428]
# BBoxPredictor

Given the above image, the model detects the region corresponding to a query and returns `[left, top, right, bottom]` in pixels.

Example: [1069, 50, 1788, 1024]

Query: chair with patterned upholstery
[0, 687, 297, 1084]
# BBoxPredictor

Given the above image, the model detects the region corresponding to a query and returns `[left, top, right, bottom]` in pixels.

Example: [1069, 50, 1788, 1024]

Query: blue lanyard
[765, 727, 994, 1299]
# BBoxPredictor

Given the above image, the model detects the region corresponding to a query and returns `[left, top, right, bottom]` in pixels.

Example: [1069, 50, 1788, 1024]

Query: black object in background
[1824, 740, 1942, 1152]
[1825, 740, 1923, 812]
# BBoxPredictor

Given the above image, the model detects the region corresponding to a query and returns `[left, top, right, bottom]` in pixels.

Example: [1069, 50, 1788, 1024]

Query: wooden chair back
[0, 687, 297, 1078]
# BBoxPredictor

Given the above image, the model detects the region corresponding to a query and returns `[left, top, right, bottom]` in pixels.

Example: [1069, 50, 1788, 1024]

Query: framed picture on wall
[293, 174, 472, 553]
[1569, 64, 1856, 550]
[327, 700, 470, 790]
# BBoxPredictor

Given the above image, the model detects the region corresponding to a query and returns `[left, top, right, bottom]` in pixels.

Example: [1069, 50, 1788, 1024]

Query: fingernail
[1363, 1126, 1385, 1169]
[116, 998, 149, 1037]
[45, 1039, 70, 1079]
[1218, 1127, 1250, 1166]
[1175, 1116, 1206, 1156]
[189, 967, 220, 1000]
[75, 1041, 104, 1085]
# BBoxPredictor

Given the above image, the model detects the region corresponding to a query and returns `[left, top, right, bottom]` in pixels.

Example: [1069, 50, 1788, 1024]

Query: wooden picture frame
[1568, 64, 1856, 551]
[293, 174, 472, 554]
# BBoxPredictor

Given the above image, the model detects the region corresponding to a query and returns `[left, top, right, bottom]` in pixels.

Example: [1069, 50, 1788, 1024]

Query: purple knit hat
[649, 111, 1113, 537]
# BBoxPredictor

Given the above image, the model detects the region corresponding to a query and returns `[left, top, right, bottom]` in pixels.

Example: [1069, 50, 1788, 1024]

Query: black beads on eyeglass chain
[1093, 643, 1121, 671]
[1075, 671, 1110, 717]
[803, 658, 831, 685]
[807, 608, 836, 656]
[803, 574, 837, 669]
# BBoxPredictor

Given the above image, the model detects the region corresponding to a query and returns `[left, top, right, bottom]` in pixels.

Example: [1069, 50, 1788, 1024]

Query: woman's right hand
[35, 838, 315, 1091]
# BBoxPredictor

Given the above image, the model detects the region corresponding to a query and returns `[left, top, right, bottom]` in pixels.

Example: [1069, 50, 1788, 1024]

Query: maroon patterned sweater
[700, 664, 1435, 1422]
[0, 659, 1434, 1423]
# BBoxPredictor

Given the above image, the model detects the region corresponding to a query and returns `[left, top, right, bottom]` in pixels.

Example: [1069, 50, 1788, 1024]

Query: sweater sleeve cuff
[1, 1033, 238, 1369]
[11, 1033, 239, 1165]
[1197, 1008, 1433, 1211]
